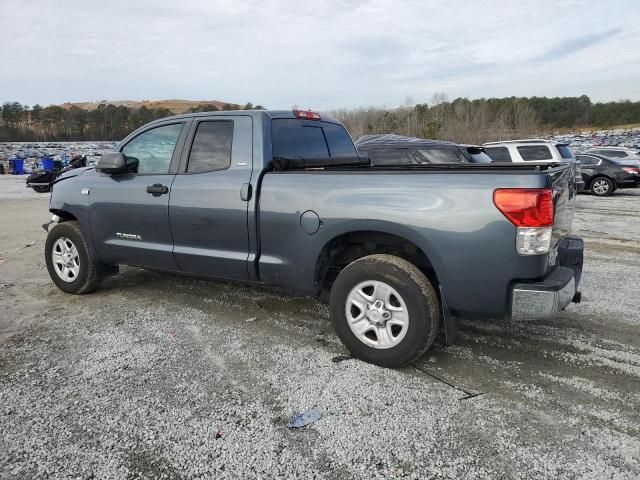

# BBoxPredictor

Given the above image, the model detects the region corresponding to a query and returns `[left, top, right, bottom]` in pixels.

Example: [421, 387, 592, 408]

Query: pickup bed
[45, 110, 584, 367]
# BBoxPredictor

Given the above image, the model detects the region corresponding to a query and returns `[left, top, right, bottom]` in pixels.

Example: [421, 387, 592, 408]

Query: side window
[187, 121, 234, 173]
[517, 145, 553, 161]
[600, 150, 624, 158]
[484, 147, 512, 162]
[371, 149, 415, 165]
[121, 123, 183, 174]
[577, 155, 598, 166]
[417, 148, 469, 164]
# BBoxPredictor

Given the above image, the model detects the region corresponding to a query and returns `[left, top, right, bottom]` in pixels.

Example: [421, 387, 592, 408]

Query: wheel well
[315, 231, 438, 294]
[51, 210, 78, 222]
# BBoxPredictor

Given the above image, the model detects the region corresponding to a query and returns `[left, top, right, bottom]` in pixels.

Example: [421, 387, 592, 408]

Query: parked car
[483, 139, 584, 191]
[584, 147, 640, 166]
[26, 155, 87, 193]
[576, 153, 640, 196]
[355, 134, 470, 164]
[43, 110, 584, 367]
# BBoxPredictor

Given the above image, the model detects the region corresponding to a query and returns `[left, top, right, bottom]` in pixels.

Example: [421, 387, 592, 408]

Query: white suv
[483, 139, 584, 191]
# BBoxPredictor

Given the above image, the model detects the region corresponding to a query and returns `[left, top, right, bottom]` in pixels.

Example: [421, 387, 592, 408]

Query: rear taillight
[494, 189, 554, 255]
[493, 189, 554, 227]
[293, 109, 321, 120]
[622, 167, 639, 174]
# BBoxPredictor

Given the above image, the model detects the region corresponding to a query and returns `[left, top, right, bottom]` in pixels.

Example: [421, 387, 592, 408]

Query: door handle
[146, 184, 169, 196]
[240, 183, 252, 201]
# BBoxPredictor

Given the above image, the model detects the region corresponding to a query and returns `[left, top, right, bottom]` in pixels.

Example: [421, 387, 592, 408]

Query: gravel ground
[1, 174, 639, 479]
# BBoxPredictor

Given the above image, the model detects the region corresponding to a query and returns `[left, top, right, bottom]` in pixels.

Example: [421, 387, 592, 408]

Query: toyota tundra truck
[43, 110, 584, 367]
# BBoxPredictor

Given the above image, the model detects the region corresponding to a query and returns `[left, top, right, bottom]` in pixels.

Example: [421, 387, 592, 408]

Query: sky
[1, 0, 639, 110]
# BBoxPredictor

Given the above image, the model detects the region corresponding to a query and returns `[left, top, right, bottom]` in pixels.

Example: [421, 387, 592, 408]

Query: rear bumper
[510, 236, 583, 321]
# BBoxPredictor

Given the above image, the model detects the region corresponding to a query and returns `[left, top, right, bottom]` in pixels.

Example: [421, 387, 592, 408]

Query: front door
[169, 116, 253, 280]
[89, 121, 187, 270]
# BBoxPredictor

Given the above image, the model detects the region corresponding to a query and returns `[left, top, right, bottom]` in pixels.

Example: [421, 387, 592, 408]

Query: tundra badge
[116, 233, 142, 241]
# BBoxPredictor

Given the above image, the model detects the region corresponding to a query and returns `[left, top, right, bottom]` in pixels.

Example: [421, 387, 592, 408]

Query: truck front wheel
[329, 254, 441, 368]
[45, 221, 103, 294]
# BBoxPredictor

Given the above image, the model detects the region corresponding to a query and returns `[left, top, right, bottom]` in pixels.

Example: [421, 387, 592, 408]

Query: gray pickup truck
[44, 110, 584, 367]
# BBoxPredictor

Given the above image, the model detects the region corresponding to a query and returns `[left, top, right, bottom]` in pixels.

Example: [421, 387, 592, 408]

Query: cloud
[0, 0, 638, 109]
[531, 27, 624, 63]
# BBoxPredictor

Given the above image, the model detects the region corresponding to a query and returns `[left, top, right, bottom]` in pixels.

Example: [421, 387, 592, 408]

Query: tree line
[331, 94, 640, 145]
[0, 101, 263, 142]
[1, 95, 639, 142]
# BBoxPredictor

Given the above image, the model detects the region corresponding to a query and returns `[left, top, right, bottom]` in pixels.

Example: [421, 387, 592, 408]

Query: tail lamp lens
[494, 189, 555, 255]
[293, 109, 321, 120]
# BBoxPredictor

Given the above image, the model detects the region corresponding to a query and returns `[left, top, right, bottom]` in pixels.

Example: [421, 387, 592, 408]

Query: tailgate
[548, 164, 577, 256]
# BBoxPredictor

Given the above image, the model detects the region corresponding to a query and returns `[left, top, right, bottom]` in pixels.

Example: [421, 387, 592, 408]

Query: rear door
[89, 121, 188, 270]
[169, 115, 253, 280]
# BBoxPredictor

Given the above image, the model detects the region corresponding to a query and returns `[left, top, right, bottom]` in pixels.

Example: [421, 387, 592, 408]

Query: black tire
[45, 221, 102, 294]
[32, 185, 50, 193]
[329, 254, 441, 368]
[590, 176, 613, 197]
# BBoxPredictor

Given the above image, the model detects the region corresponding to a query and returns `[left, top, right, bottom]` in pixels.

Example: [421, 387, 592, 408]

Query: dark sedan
[576, 153, 640, 196]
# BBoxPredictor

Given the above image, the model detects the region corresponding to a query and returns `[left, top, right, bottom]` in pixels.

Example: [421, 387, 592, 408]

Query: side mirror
[96, 152, 127, 174]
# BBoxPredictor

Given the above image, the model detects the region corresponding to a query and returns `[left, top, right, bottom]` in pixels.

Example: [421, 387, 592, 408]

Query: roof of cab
[141, 109, 342, 126]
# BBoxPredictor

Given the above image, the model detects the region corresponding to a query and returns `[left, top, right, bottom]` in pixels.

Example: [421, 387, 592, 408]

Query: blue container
[10, 159, 25, 175]
[41, 158, 55, 171]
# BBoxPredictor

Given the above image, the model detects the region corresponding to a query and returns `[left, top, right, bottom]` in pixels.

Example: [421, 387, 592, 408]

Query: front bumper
[510, 236, 583, 321]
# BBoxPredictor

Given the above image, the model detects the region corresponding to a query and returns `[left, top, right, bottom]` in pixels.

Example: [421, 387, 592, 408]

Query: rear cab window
[516, 145, 553, 161]
[271, 119, 356, 160]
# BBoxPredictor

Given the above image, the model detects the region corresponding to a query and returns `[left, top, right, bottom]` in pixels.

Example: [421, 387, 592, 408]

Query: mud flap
[439, 286, 459, 345]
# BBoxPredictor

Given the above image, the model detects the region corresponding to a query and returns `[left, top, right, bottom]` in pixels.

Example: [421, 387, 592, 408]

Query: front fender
[49, 169, 95, 253]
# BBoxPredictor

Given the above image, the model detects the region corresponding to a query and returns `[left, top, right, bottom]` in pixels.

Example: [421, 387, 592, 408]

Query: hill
[58, 99, 240, 114]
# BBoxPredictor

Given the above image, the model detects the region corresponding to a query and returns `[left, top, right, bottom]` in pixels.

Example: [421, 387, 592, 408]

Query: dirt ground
[1, 174, 639, 479]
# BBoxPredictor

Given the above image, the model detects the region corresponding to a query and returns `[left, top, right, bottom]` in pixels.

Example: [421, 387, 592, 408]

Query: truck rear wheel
[45, 221, 103, 294]
[329, 254, 441, 368]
